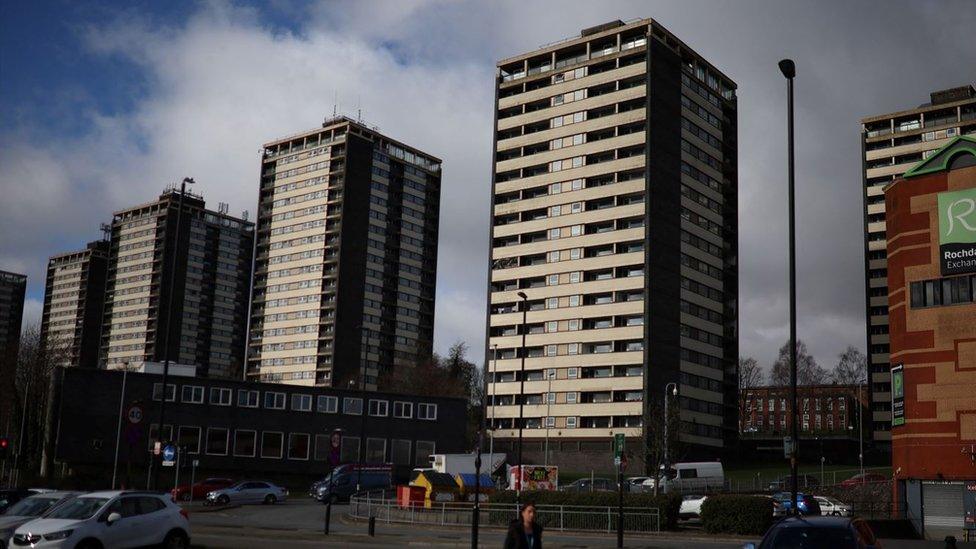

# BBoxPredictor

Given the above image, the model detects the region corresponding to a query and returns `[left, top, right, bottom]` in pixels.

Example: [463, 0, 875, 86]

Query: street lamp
[778, 58, 800, 516]
[544, 368, 554, 467]
[153, 176, 194, 491]
[516, 290, 528, 506]
[662, 383, 678, 495]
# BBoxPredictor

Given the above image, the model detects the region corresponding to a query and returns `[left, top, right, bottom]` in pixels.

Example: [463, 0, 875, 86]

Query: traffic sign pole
[615, 434, 624, 548]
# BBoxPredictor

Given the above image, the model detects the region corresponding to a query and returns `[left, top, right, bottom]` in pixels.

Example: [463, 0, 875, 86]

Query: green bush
[488, 490, 682, 530]
[701, 495, 773, 535]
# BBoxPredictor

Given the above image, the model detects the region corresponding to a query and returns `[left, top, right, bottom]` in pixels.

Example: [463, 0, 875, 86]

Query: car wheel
[163, 531, 189, 549]
[217, 494, 230, 505]
[264, 494, 277, 505]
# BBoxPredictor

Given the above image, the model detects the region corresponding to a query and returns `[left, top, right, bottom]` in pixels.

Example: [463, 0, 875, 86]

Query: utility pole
[778, 59, 799, 515]
[515, 291, 528, 508]
[153, 177, 194, 490]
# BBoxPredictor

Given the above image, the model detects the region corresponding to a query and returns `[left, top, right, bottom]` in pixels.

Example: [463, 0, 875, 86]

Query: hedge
[488, 490, 682, 530]
[701, 495, 773, 535]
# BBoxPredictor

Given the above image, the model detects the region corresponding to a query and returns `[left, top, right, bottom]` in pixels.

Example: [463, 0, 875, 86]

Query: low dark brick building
[49, 367, 467, 488]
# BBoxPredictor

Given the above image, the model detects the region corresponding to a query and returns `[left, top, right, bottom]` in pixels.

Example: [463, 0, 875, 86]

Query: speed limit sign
[127, 405, 144, 425]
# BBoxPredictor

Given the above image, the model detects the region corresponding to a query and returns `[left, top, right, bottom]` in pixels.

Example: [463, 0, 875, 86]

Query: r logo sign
[938, 188, 976, 275]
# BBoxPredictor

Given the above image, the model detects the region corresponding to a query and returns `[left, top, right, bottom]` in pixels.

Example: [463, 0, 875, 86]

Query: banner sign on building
[965, 481, 976, 531]
[891, 363, 905, 427]
[938, 187, 976, 275]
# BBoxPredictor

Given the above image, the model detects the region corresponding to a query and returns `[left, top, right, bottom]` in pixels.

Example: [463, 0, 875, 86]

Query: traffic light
[0, 436, 9, 459]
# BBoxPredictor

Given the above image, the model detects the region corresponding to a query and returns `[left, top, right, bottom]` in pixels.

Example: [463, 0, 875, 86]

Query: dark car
[839, 473, 887, 488]
[171, 477, 235, 501]
[744, 515, 882, 549]
[0, 491, 32, 515]
[768, 474, 820, 492]
[772, 492, 821, 516]
[561, 478, 614, 493]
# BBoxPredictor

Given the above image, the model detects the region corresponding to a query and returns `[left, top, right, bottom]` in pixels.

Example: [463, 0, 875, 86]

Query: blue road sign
[162, 444, 176, 466]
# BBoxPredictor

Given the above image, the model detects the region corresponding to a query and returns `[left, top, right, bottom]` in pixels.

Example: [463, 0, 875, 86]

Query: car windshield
[3, 497, 60, 517]
[45, 497, 109, 520]
[765, 527, 856, 549]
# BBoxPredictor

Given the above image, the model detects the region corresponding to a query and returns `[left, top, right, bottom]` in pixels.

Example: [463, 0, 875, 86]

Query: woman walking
[504, 502, 543, 549]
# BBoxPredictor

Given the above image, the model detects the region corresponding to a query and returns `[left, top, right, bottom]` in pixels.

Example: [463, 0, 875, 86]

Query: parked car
[815, 496, 852, 517]
[768, 474, 820, 492]
[743, 515, 881, 549]
[313, 464, 392, 503]
[0, 490, 33, 514]
[625, 477, 651, 492]
[0, 491, 81, 547]
[206, 481, 288, 506]
[679, 495, 707, 519]
[171, 477, 235, 502]
[839, 473, 887, 488]
[10, 490, 190, 549]
[772, 492, 822, 516]
[561, 478, 614, 493]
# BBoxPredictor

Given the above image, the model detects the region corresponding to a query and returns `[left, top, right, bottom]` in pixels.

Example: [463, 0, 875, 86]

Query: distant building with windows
[99, 189, 254, 379]
[248, 117, 442, 390]
[738, 384, 868, 461]
[48, 366, 466, 486]
[859, 84, 976, 449]
[0, 269, 27, 363]
[40, 240, 110, 368]
[885, 136, 976, 540]
[485, 18, 738, 469]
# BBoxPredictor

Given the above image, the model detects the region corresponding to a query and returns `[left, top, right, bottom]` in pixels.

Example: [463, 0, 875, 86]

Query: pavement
[184, 498, 976, 548]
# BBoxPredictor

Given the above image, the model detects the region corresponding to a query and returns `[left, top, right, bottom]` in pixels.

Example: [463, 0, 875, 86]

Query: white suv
[10, 491, 190, 549]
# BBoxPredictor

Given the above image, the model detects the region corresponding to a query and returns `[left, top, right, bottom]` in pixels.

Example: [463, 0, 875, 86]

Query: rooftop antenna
[218, 202, 229, 215]
[333, 90, 338, 118]
[357, 95, 362, 123]
[100, 223, 112, 241]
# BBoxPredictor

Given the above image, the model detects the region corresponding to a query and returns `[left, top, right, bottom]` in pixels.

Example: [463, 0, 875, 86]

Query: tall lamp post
[778, 58, 799, 515]
[663, 383, 677, 494]
[153, 176, 194, 491]
[515, 291, 528, 507]
[858, 380, 864, 477]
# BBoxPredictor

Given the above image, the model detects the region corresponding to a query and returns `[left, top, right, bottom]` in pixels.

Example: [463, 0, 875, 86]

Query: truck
[427, 453, 507, 476]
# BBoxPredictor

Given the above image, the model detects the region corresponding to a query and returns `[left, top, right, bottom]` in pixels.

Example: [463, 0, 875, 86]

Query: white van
[643, 461, 725, 492]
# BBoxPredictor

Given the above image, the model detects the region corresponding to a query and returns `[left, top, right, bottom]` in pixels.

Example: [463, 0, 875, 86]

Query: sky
[1, 0, 974, 374]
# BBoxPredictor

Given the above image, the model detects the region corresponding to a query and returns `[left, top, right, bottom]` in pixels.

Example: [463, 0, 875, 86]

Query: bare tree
[640, 392, 680, 495]
[831, 346, 867, 385]
[738, 357, 764, 389]
[771, 340, 829, 386]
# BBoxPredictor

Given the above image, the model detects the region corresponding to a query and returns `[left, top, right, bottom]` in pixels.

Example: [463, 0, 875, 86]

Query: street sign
[126, 405, 143, 425]
[891, 364, 905, 427]
[162, 444, 176, 467]
[153, 441, 161, 455]
[613, 433, 625, 459]
[193, 459, 199, 467]
[614, 456, 621, 466]
[783, 436, 795, 459]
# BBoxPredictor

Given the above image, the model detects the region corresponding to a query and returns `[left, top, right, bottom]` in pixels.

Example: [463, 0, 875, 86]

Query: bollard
[324, 501, 332, 535]
[368, 515, 376, 537]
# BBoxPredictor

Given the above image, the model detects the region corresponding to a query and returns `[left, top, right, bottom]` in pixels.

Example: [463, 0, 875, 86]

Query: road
[186, 499, 976, 548]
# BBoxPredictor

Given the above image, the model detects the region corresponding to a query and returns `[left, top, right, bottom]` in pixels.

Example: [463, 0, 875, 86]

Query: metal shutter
[923, 481, 964, 530]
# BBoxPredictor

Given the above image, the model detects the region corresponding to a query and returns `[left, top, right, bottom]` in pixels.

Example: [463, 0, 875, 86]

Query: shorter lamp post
[662, 383, 678, 494]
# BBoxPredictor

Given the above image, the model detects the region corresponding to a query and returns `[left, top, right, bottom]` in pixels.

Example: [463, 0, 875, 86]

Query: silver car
[206, 481, 288, 506]
[0, 491, 80, 547]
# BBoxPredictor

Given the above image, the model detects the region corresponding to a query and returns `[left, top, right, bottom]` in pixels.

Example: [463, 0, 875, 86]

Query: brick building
[885, 136, 976, 540]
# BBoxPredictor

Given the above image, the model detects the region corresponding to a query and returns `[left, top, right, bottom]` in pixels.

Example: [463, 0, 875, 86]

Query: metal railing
[348, 495, 660, 534]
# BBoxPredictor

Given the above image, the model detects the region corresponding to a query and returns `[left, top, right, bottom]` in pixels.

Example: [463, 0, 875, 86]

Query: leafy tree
[831, 346, 867, 385]
[770, 340, 828, 386]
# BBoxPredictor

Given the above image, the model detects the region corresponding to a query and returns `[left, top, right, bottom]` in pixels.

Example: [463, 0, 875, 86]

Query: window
[152, 383, 176, 402]
[181, 385, 204, 404]
[545, 344, 557, 357]
[340, 436, 360, 463]
[210, 387, 232, 406]
[291, 394, 312, 412]
[177, 426, 201, 454]
[392, 439, 411, 465]
[569, 271, 581, 283]
[206, 428, 229, 455]
[416, 440, 436, 466]
[317, 395, 338, 413]
[234, 430, 257, 457]
[369, 399, 389, 417]
[566, 417, 577, 428]
[546, 416, 556, 428]
[567, 391, 577, 404]
[568, 367, 578, 379]
[288, 433, 310, 460]
[547, 274, 559, 286]
[261, 432, 284, 459]
[366, 438, 387, 461]
[264, 392, 285, 410]
[344, 397, 363, 415]
[418, 403, 438, 420]
[237, 389, 259, 408]
[393, 401, 414, 418]
[313, 434, 333, 461]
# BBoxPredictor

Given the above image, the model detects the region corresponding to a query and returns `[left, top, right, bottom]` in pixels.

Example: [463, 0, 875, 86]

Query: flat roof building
[100, 189, 254, 379]
[40, 240, 109, 368]
[0, 269, 27, 361]
[486, 18, 738, 470]
[248, 117, 442, 390]
[860, 85, 976, 449]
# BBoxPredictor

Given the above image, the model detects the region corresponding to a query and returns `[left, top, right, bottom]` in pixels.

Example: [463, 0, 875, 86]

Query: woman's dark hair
[521, 501, 536, 511]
